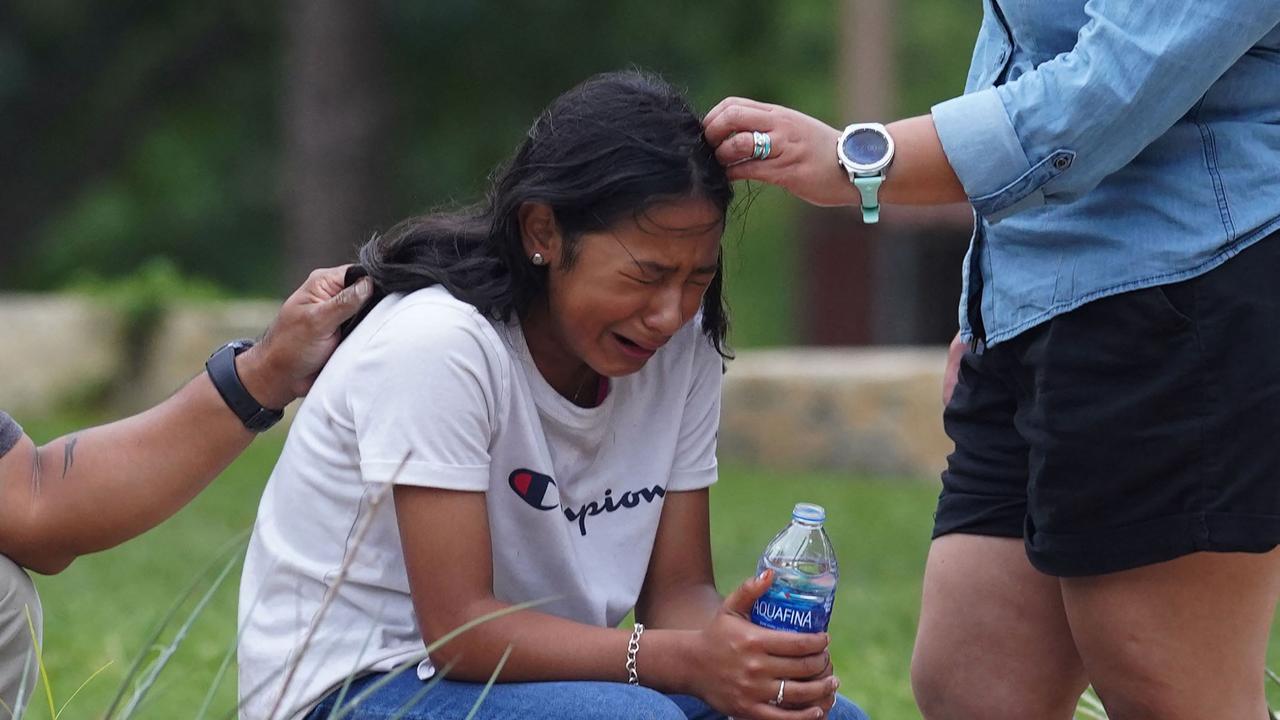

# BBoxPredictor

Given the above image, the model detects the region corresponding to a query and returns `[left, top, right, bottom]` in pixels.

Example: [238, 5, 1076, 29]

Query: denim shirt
[931, 0, 1280, 346]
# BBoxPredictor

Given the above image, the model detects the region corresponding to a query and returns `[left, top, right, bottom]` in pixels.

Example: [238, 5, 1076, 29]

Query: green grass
[18, 415, 1280, 719]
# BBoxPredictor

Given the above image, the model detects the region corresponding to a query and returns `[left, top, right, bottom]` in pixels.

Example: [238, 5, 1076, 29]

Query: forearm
[3, 367, 255, 570]
[426, 598, 698, 693]
[636, 582, 722, 631]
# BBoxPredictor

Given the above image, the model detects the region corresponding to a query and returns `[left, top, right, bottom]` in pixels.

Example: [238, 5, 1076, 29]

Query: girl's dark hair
[345, 69, 734, 357]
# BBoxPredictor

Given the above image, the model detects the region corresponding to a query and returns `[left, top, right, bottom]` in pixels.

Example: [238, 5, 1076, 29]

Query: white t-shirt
[237, 286, 722, 719]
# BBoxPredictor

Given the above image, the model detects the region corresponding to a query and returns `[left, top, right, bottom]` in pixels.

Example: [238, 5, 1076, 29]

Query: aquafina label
[750, 503, 838, 633]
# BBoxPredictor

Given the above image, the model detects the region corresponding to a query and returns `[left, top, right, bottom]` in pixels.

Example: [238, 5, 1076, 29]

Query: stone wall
[0, 294, 951, 480]
[720, 349, 949, 480]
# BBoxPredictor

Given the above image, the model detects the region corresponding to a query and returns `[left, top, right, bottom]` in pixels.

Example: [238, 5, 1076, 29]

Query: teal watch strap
[853, 176, 884, 224]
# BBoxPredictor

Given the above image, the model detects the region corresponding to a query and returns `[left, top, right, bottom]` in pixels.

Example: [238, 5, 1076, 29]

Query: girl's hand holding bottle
[689, 570, 840, 720]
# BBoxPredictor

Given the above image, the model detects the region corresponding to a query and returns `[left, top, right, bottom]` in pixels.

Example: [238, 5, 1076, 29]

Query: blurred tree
[281, 0, 390, 289]
[2, 0, 982, 344]
[0, 1, 276, 290]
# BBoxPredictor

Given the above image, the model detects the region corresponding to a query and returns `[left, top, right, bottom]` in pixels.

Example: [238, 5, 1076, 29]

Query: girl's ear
[517, 202, 562, 263]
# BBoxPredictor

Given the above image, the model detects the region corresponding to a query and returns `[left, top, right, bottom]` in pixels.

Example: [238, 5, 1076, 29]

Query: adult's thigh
[911, 534, 1087, 720]
[0, 555, 40, 717]
[1061, 548, 1280, 720]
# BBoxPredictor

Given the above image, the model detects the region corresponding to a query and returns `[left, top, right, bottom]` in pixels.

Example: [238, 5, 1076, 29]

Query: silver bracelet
[626, 622, 645, 685]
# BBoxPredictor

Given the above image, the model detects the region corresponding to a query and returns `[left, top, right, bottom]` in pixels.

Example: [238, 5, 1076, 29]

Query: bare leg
[911, 534, 1088, 720]
[1061, 548, 1280, 720]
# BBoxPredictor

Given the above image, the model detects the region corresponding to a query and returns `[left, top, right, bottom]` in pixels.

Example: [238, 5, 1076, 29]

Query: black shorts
[934, 233, 1280, 577]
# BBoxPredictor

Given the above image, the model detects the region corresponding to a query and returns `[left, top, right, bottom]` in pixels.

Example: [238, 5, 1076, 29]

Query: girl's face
[521, 197, 723, 381]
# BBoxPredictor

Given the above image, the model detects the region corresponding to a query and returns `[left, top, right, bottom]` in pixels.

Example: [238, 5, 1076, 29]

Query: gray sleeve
[0, 411, 22, 459]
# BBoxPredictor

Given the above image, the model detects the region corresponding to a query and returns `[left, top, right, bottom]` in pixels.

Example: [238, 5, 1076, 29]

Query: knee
[1089, 674, 1252, 720]
[910, 645, 1077, 720]
[911, 641, 974, 720]
[1089, 688, 1185, 720]
[910, 648, 957, 720]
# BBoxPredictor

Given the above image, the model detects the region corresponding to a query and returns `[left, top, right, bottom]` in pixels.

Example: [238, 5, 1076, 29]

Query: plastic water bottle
[750, 503, 838, 633]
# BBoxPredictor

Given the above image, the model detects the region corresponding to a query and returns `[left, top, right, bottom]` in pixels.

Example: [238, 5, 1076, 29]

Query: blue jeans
[306, 667, 871, 720]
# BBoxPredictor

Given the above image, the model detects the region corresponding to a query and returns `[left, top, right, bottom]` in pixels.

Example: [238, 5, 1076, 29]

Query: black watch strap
[205, 340, 284, 433]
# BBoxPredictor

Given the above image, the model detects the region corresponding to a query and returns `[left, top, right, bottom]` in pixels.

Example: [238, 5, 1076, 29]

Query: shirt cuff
[667, 463, 718, 492]
[932, 88, 1045, 222]
[360, 459, 490, 490]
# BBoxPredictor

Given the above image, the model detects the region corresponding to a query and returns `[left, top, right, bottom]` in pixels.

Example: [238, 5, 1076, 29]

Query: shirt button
[1053, 154, 1072, 170]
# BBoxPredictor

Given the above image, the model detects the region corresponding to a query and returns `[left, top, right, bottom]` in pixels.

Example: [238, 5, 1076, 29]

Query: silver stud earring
[531, 252, 547, 266]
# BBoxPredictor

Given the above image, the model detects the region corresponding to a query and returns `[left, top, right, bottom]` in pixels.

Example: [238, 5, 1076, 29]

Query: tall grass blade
[461, 645, 512, 720]
[323, 656, 423, 720]
[326, 600, 546, 720]
[54, 661, 113, 719]
[1074, 687, 1108, 720]
[423, 598, 549, 655]
[1077, 688, 1106, 713]
[104, 530, 249, 719]
[24, 606, 55, 720]
[117, 539, 244, 719]
[193, 633, 238, 720]
[212, 555, 286, 720]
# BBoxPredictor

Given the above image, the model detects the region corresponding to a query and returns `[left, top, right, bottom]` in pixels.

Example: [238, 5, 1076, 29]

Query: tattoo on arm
[62, 435, 79, 479]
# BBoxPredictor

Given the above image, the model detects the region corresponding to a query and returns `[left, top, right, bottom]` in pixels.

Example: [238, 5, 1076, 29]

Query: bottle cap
[792, 503, 825, 524]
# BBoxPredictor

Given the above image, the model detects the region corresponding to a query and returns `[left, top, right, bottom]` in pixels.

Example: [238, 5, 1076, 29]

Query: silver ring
[770, 679, 786, 706]
[751, 131, 772, 161]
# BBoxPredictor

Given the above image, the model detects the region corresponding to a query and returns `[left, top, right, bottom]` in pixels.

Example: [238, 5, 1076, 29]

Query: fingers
[704, 96, 776, 131]
[725, 159, 785, 186]
[704, 105, 777, 147]
[807, 650, 834, 680]
[755, 627, 830, 658]
[744, 701, 831, 720]
[723, 570, 775, 617]
[319, 277, 373, 325]
[764, 650, 832, 680]
[779, 675, 841, 711]
[714, 130, 786, 170]
[302, 264, 355, 300]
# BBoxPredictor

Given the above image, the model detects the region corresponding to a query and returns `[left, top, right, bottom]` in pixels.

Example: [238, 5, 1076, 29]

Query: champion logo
[508, 469, 559, 510]
[507, 468, 666, 537]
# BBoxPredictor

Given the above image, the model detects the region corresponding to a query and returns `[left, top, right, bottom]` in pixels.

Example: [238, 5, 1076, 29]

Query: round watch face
[842, 127, 891, 166]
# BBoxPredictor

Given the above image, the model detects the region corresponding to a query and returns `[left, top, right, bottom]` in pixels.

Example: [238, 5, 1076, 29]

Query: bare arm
[634, 489, 723, 630]
[0, 267, 371, 573]
[395, 486, 835, 720]
[702, 98, 965, 208]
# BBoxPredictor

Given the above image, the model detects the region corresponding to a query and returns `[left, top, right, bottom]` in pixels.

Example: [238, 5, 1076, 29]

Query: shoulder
[337, 286, 513, 406]
[358, 286, 508, 361]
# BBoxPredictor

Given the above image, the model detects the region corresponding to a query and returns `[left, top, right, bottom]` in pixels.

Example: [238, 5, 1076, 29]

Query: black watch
[205, 340, 284, 433]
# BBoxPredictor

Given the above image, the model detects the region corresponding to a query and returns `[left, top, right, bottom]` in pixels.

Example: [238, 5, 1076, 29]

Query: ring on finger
[751, 130, 772, 161]
[769, 679, 786, 706]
